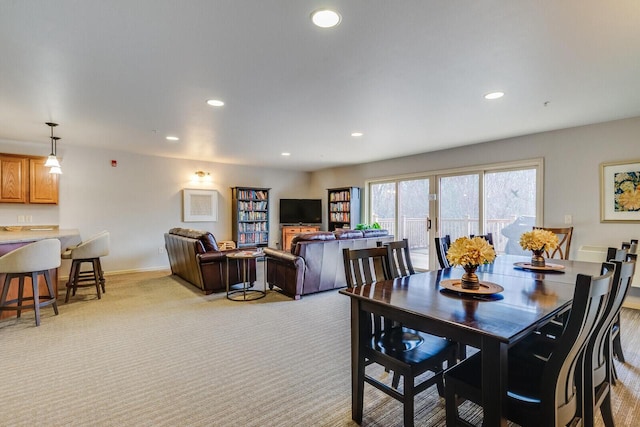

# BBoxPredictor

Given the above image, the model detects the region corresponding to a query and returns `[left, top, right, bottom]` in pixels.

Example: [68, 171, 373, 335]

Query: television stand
[281, 225, 320, 251]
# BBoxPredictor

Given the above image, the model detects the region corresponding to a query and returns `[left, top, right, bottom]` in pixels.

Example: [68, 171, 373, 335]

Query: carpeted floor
[0, 270, 638, 426]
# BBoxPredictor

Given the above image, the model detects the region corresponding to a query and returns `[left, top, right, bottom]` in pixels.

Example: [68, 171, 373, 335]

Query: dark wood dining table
[339, 254, 603, 427]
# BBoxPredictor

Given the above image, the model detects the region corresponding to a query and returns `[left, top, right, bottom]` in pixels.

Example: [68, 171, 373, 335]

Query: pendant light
[44, 122, 63, 174]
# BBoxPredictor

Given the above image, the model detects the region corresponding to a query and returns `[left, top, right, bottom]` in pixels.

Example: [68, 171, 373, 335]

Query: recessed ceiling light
[351, 132, 363, 137]
[311, 9, 341, 28]
[281, 152, 291, 156]
[484, 92, 504, 100]
[166, 136, 179, 141]
[207, 99, 225, 107]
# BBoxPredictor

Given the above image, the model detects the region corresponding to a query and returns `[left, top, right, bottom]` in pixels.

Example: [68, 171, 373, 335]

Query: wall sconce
[192, 170, 212, 183]
[44, 122, 63, 174]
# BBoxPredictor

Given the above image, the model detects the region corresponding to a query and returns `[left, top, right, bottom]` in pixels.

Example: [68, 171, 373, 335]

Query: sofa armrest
[198, 251, 226, 263]
[263, 248, 305, 300]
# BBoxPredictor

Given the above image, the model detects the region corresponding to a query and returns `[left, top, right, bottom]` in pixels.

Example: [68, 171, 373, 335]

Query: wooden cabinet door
[282, 226, 300, 251]
[0, 155, 28, 203]
[29, 158, 59, 204]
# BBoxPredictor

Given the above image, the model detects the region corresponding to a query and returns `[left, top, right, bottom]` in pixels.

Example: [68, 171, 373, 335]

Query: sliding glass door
[438, 174, 479, 240]
[367, 159, 542, 269]
[370, 178, 432, 270]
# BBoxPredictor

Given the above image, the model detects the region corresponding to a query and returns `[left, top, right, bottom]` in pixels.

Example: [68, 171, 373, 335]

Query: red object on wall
[111, 160, 117, 167]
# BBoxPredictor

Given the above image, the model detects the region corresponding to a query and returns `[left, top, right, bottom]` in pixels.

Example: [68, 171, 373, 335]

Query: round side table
[226, 251, 266, 301]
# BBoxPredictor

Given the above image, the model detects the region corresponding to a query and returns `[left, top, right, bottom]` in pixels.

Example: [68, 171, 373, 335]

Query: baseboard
[623, 295, 640, 310]
[58, 266, 171, 282]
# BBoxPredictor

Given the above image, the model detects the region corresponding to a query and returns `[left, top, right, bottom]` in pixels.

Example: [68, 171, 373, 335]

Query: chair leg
[0, 275, 12, 314]
[96, 258, 106, 293]
[445, 376, 459, 427]
[65, 260, 78, 303]
[600, 390, 615, 427]
[31, 272, 40, 326]
[612, 332, 625, 363]
[17, 275, 25, 318]
[43, 269, 59, 316]
[92, 259, 102, 299]
[354, 354, 365, 424]
[404, 373, 415, 427]
[392, 372, 401, 389]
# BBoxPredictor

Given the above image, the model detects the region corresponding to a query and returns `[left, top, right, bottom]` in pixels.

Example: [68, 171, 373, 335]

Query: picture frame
[183, 188, 218, 222]
[600, 159, 640, 223]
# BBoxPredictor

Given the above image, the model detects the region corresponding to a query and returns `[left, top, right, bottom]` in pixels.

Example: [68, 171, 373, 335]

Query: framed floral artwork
[600, 159, 640, 222]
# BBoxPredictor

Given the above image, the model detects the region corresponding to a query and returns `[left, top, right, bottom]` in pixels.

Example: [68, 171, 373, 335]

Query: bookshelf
[327, 187, 360, 231]
[231, 187, 270, 248]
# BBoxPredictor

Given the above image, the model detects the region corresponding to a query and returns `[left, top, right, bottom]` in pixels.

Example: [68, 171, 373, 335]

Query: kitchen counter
[0, 228, 80, 245]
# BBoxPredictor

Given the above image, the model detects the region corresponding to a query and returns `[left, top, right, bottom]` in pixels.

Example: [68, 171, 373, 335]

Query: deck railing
[373, 217, 515, 254]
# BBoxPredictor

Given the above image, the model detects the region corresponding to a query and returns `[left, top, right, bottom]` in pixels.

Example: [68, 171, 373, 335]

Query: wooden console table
[281, 225, 320, 251]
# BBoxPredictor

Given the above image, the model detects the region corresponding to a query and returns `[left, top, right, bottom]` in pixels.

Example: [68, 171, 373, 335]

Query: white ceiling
[1, 1, 640, 172]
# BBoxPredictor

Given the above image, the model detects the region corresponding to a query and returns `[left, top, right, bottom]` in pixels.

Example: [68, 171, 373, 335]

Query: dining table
[339, 254, 603, 427]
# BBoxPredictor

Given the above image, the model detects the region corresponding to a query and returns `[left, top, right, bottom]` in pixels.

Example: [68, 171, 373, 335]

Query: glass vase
[531, 249, 546, 267]
[461, 265, 480, 290]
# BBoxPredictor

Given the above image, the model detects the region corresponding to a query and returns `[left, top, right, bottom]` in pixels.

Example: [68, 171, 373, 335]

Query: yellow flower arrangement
[519, 229, 559, 252]
[446, 236, 496, 268]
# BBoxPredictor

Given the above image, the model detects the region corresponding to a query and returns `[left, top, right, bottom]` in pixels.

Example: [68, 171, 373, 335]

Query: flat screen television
[279, 199, 322, 224]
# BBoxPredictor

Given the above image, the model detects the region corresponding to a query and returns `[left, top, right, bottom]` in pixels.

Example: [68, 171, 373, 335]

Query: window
[366, 159, 543, 269]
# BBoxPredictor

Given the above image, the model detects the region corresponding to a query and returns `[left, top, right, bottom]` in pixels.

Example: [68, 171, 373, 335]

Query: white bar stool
[0, 239, 61, 326]
[62, 231, 110, 302]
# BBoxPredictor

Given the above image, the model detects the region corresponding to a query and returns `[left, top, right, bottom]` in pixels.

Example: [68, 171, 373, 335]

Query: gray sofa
[264, 229, 393, 299]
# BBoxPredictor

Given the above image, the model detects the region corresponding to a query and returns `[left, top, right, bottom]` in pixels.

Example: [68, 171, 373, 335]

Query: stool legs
[0, 270, 58, 326]
[65, 258, 105, 303]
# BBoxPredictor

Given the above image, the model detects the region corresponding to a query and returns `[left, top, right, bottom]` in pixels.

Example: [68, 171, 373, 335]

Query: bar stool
[0, 239, 61, 326]
[62, 231, 110, 302]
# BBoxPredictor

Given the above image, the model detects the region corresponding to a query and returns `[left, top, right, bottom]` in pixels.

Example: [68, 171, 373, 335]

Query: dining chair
[444, 267, 614, 427]
[385, 239, 416, 278]
[622, 239, 638, 254]
[533, 226, 573, 259]
[342, 247, 457, 427]
[469, 232, 494, 246]
[435, 235, 452, 269]
[610, 251, 636, 365]
[582, 260, 635, 427]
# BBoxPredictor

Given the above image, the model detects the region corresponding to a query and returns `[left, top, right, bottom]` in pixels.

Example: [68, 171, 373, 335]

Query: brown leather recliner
[164, 228, 256, 294]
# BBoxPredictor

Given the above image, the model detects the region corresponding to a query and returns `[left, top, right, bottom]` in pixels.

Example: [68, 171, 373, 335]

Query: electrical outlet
[26, 215, 32, 223]
[158, 246, 166, 254]
[564, 214, 572, 225]
[17, 215, 25, 223]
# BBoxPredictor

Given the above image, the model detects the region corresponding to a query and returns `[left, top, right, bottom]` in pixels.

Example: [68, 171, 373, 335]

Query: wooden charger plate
[513, 262, 565, 272]
[440, 279, 504, 295]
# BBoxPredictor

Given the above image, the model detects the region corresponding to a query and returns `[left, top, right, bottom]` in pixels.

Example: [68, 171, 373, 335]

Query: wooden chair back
[470, 233, 494, 246]
[342, 247, 391, 287]
[386, 239, 415, 278]
[534, 226, 573, 259]
[434, 235, 451, 269]
[536, 268, 612, 426]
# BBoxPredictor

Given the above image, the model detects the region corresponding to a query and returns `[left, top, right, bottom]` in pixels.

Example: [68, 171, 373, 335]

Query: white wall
[0, 141, 312, 273]
[310, 116, 640, 259]
[2, 115, 639, 274]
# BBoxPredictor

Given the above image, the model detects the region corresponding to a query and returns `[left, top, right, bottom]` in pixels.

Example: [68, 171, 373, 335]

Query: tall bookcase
[327, 187, 360, 231]
[231, 187, 270, 248]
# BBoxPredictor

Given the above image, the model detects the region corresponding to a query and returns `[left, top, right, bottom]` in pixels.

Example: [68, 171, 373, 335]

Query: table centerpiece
[519, 229, 559, 267]
[446, 236, 496, 290]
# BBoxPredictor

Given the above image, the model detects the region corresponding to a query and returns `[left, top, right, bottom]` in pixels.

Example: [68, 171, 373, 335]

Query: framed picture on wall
[183, 188, 218, 222]
[600, 159, 640, 223]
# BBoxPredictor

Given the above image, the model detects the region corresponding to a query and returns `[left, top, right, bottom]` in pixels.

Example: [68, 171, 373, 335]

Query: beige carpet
[1, 270, 638, 426]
